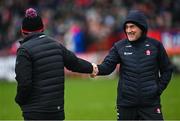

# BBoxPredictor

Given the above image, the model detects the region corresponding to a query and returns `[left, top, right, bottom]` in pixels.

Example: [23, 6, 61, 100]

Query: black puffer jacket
[98, 11, 173, 107]
[15, 33, 93, 113]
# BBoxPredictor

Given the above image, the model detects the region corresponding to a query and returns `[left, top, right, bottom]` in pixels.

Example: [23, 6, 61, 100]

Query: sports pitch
[0, 74, 180, 120]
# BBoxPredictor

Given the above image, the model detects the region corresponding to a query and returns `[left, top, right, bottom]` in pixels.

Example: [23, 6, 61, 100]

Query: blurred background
[0, 0, 180, 120]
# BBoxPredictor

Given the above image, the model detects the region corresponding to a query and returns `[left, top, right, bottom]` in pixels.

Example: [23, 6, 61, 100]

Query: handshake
[91, 63, 99, 78]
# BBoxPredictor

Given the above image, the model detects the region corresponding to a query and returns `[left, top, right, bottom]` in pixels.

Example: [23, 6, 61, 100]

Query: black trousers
[23, 111, 65, 120]
[117, 105, 163, 120]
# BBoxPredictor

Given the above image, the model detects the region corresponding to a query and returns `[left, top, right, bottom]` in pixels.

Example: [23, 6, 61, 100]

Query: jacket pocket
[142, 81, 159, 99]
[156, 81, 162, 96]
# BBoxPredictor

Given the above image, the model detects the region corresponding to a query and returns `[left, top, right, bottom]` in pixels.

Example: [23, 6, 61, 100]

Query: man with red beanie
[91, 10, 173, 120]
[15, 8, 97, 120]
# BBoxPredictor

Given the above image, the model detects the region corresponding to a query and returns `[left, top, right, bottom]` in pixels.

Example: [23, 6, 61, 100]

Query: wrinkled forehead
[125, 22, 137, 27]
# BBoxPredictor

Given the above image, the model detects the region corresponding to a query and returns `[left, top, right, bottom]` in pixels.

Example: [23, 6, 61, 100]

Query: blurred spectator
[0, 0, 179, 52]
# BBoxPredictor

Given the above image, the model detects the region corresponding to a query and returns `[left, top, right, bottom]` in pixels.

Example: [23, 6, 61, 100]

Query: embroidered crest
[146, 50, 151, 55]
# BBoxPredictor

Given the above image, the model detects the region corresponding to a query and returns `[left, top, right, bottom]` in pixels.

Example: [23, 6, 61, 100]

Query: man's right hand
[90, 63, 98, 78]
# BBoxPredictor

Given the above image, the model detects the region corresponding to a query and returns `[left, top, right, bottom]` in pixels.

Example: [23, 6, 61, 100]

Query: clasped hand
[91, 63, 98, 78]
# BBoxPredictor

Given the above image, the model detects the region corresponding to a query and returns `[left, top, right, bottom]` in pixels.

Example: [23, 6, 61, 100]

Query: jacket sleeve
[158, 42, 173, 95]
[98, 44, 120, 75]
[15, 48, 32, 105]
[61, 45, 93, 73]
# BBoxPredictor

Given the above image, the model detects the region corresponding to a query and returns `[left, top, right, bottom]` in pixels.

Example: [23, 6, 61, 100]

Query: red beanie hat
[21, 8, 44, 34]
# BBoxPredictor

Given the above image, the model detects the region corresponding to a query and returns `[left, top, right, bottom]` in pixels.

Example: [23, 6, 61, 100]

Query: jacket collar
[20, 32, 45, 44]
[128, 34, 147, 45]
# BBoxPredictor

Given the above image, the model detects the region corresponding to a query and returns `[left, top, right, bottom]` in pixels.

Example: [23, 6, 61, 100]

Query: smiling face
[125, 23, 143, 41]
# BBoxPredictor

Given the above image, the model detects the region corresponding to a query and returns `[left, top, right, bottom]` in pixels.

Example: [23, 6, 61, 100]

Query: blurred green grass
[0, 74, 180, 120]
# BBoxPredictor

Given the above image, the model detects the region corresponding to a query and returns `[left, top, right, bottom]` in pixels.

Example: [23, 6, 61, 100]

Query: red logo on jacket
[146, 50, 151, 55]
